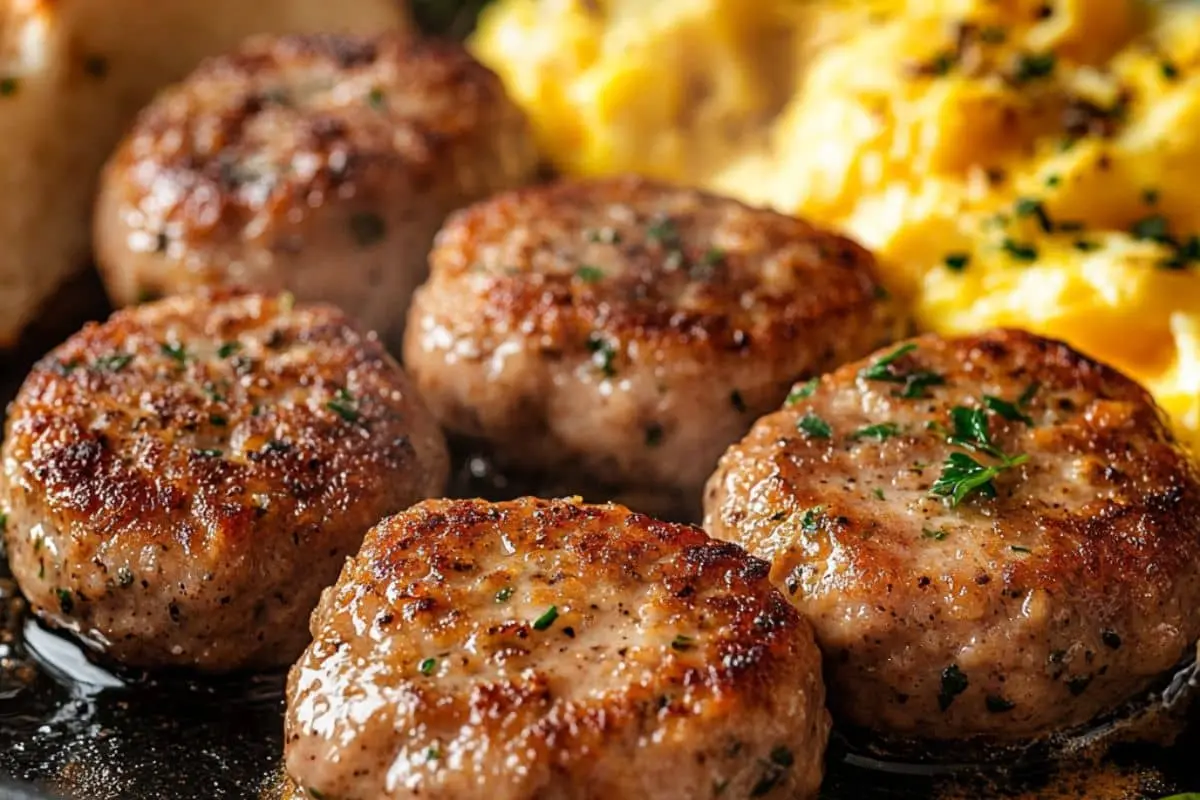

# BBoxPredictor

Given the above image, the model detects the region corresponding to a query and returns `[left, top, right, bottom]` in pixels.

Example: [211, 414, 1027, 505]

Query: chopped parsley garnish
[426, 747, 442, 761]
[702, 247, 726, 267]
[1012, 51, 1056, 83]
[943, 252, 971, 272]
[495, 586, 514, 603]
[366, 87, 386, 109]
[1014, 197, 1053, 233]
[850, 422, 900, 441]
[1045, 174, 1061, 188]
[797, 412, 832, 439]
[56, 588, 74, 614]
[1010, 544, 1032, 554]
[0, 77, 16, 96]
[217, 341, 241, 358]
[326, 388, 361, 423]
[0, 511, 6, 532]
[983, 394, 1034, 425]
[800, 506, 825, 533]
[979, 26, 1007, 44]
[646, 217, 681, 247]
[645, 423, 664, 447]
[193, 448, 224, 458]
[96, 353, 133, 372]
[858, 343, 945, 398]
[349, 212, 387, 247]
[938, 664, 969, 710]
[730, 390, 748, 413]
[1073, 239, 1100, 252]
[1001, 238, 1038, 262]
[671, 634, 694, 651]
[1161, 60, 1180, 81]
[575, 265, 604, 283]
[585, 334, 617, 377]
[872, 488, 886, 500]
[418, 657, 437, 676]
[1132, 214, 1171, 244]
[786, 378, 819, 406]
[986, 695, 1017, 713]
[931, 404, 1028, 505]
[209, 414, 228, 427]
[160, 342, 188, 364]
[532, 606, 559, 631]
[922, 528, 949, 541]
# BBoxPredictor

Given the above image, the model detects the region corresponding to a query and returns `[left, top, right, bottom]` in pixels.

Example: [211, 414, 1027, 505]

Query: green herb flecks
[532, 606, 559, 631]
[944, 252, 971, 272]
[1013, 52, 1056, 83]
[671, 634, 694, 652]
[326, 388, 361, 424]
[858, 343, 945, 399]
[96, 354, 133, 372]
[575, 265, 604, 283]
[786, 378, 819, 406]
[1001, 238, 1039, 262]
[419, 657, 437, 676]
[161, 342, 188, 364]
[495, 586, 514, 603]
[922, 528, 949, 541]
[1014, 197, 1053, 233]
[799, 506, 826, 533]
[983, 395, 1034, 426]
[56, 588, 74, 614]
[217, 341, 241, 358]
[797, 412, 832, 439]
[586, 334, 618, 378]
[850, 422, 900, 442]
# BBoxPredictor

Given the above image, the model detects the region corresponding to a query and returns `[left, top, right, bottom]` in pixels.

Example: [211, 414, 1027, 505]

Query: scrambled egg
[472, 0, 1200, 451]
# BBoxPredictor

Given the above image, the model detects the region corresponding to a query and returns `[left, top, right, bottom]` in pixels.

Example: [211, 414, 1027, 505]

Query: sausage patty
[704, 329, 1200, 742]
[403, 175, 901, 520]
[0, 291, 449, 672]
[94, 33, 539, 353]
[285, 497, 830, 800]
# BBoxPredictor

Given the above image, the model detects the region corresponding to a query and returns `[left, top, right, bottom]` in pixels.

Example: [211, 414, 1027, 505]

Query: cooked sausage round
[0, 291, 449, 672]
[94, 33, 539, 354]
[285, 497, 830, 800]
[704, 329, 1200, 742]
[403, 175, 902, 520]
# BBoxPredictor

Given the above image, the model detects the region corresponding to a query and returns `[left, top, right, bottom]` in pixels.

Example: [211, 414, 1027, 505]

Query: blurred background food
[471, 0, 1200, 452]
[0, 0, 409, 352]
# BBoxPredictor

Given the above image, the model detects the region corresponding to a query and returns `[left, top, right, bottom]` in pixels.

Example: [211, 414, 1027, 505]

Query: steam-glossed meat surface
[94, 33, 538, 353]
[0, 291, 449, 672]
[404, 175, 902, 520]
[285, 497, 830, 800]
[704, 329, 1200, 741]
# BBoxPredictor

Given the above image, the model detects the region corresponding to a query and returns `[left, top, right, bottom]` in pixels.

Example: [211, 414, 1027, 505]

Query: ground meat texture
[403, 175, 902, 521]
[0, 291, 449, 672]
[704, 329, 1200, 742]
[93, 33, 538, 354]
[285, 497, 830, 800]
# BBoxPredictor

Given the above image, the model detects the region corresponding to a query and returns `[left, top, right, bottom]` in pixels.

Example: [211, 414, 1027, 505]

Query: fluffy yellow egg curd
[472, 0, 1200, 451]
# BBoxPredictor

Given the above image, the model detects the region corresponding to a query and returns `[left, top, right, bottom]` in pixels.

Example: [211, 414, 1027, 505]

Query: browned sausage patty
[285, 497, 830, 800]
[404, 175, 902, 520]
[704, 329, 1200, 742]
[94, 33, 538, 353]
[1, 291, 449, 672]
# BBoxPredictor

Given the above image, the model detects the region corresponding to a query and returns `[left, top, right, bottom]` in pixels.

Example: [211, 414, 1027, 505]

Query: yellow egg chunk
[472, 0, 1200, 453]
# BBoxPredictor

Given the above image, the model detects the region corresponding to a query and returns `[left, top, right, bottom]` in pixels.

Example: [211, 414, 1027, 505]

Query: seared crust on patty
[404, 175, 902, 518]
[285, 497, 830, 800]
[1, 291, 449, 671]
[704, 329, 1200, 741]
[94, 33, 538, 352]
